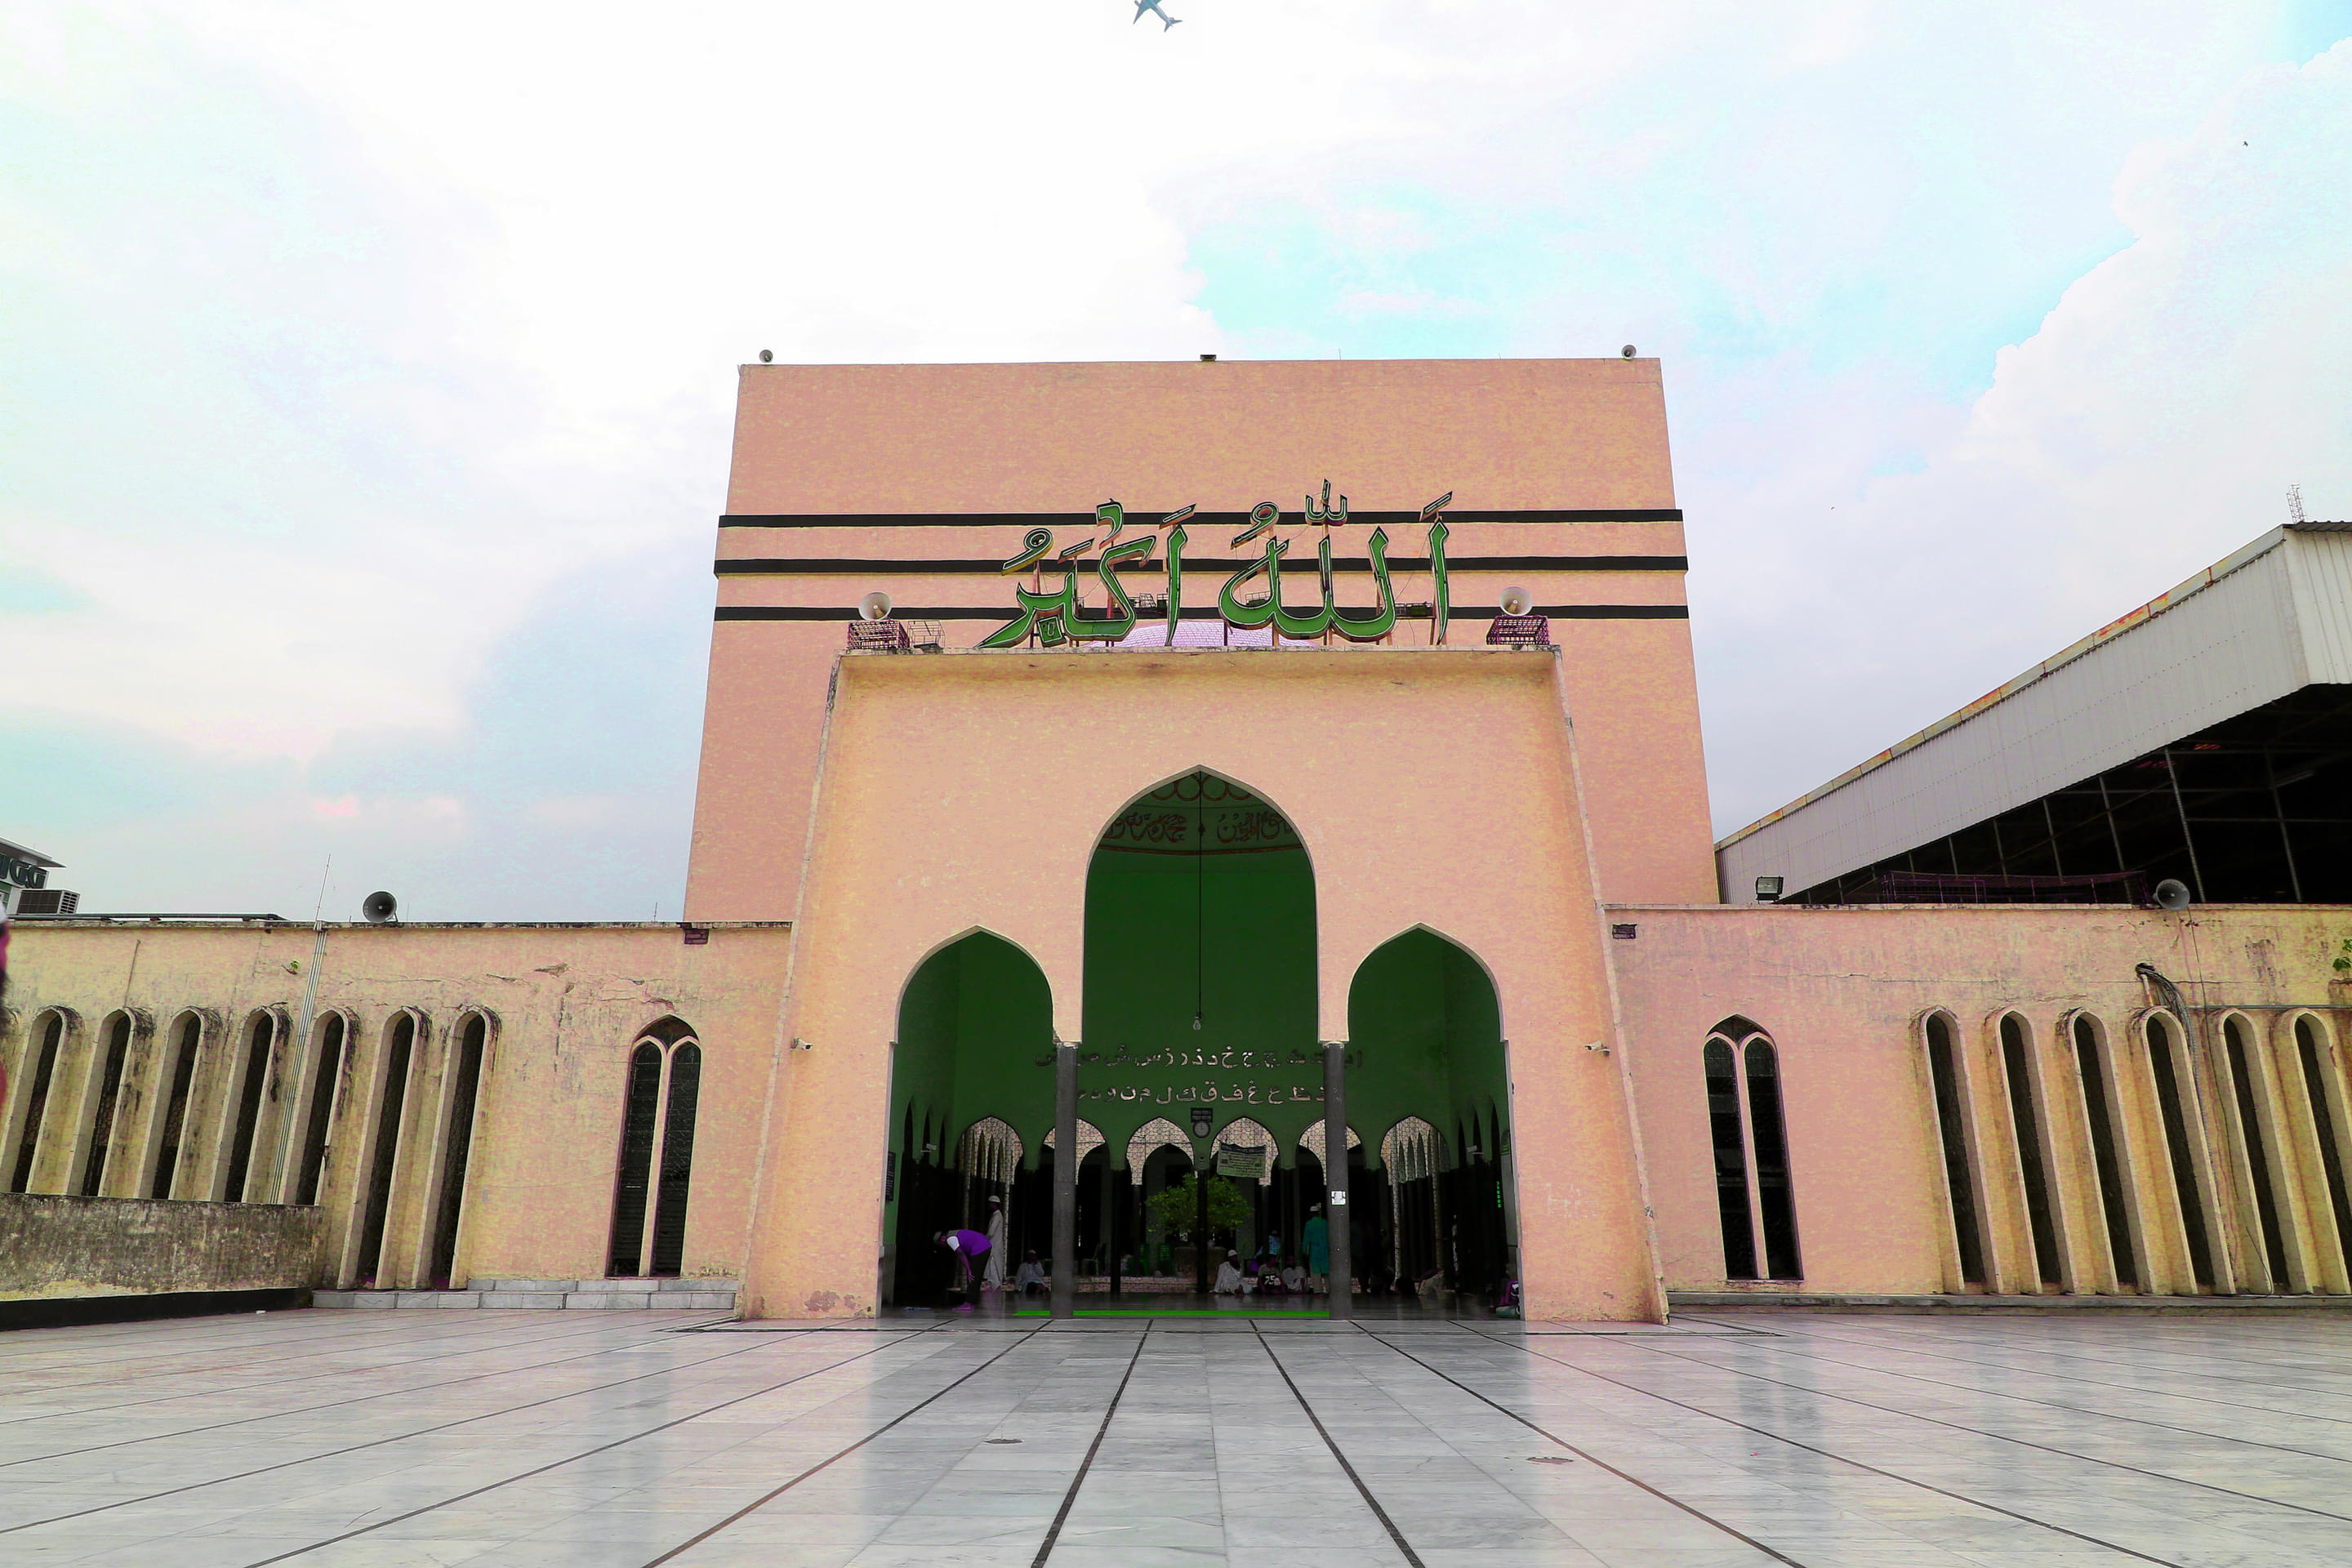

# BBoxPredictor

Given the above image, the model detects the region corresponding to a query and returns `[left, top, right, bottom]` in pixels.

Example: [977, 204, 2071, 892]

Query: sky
[2, 1, 2348, 920]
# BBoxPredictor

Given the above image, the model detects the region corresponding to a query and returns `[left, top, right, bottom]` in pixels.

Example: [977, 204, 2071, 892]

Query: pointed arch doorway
[1082, 769, 1320, 1297]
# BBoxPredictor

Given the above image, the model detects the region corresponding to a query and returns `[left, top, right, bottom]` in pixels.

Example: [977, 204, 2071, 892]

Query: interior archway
[1347, 928, 1513, 1302]
[883, 930, 1053, 1307]
[1080, 768, 1318, 1291]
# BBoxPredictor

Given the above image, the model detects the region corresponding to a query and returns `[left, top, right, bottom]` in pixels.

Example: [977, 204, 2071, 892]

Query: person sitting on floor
[1281, 1260, 1306, 1294]
[1013, 1250, 1046, 1297]
[1212, 1250, 1245, 1294]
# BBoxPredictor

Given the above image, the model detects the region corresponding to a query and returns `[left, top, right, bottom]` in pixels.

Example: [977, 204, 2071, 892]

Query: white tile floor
[2, 1305, 2350, 1566]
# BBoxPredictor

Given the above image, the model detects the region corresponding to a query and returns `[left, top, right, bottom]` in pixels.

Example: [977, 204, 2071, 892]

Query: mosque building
[6, 358, 2350, 1325]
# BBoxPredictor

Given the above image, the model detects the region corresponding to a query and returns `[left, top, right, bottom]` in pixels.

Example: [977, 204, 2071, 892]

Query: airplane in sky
[1134, 0, 1180, 29]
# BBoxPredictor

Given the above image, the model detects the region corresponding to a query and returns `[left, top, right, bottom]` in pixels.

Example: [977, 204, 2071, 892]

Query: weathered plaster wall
[744, 646, 1665, 1322]
[2, 923, 792, 1291]
[0, 1192, 323, 1301]
[1610, 903, 2352, 1298]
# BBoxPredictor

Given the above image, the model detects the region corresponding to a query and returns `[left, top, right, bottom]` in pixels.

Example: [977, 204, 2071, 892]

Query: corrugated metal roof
[1716, 525, 2352, 898]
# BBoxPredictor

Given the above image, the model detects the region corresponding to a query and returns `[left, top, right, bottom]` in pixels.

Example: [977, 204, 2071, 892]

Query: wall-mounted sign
[979, 488, 1454, 650]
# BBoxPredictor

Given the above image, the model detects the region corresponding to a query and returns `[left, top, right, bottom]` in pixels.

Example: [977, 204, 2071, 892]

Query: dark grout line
[0, 1326, 880, 1534]
[1252, 1322, 1426, 1568]
[638, 1326, 1053, 1568]
[1446, 1327, 2195, 1566]
[0, 1314, 761, 1468]
[1608, 1333, 2352, 1524]
[1360, 1328, 1810, 1567]
[1647, 1323, 2352, 1465]
[1680, 1312, 2352, 1424]
[0, 1311, 675, 1428]
[1031, 1329, 1150, 1566]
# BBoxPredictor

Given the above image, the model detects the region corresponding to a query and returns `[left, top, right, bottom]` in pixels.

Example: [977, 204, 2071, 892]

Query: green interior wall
[884, 781, 1508, 1197]
[1078, 786, 1321, 1160]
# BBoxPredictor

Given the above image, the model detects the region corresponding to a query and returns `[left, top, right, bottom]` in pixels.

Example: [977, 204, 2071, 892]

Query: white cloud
[1691, 42, 2352, 835]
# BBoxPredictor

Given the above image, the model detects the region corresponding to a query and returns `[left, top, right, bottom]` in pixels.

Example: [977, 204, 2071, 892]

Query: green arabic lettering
[1331, 526, 1399, 643]
[1272, 534, 1336, 639]
[1220, 532, 1287, 630]
[1231, 500, 1280, 550]
[978, 566, 1079, 650]
[1164, 522, 1186, 646]
[1001, 528, 1054, 574]
[1425, 504, 1451, 645]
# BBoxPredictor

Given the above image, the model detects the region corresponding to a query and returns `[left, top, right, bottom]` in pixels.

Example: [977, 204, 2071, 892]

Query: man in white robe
[983, 1196, 1009, 1291]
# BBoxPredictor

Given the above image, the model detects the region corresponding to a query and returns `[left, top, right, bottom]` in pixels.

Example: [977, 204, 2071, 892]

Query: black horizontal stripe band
[714, 604, 1687, 622]
[718, 508, 1682, 528]
[715, 555, 1687, 577]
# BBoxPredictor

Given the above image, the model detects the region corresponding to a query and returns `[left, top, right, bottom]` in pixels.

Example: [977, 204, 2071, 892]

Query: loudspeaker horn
[2153, 878, 2192, 912]
[362, 890, 399, 924]
[858, 590, 893, 621]
[1499, 586, 1533, 617]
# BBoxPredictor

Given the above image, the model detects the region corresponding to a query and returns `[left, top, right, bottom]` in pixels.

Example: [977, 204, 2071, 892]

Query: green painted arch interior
[886, 775, 1509, 1181]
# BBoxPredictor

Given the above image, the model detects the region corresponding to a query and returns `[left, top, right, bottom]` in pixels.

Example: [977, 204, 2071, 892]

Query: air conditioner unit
[15, 889, 78, 916]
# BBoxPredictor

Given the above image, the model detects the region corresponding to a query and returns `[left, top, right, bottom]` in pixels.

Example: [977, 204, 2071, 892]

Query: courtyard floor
[2, 1305, 2349, 1567]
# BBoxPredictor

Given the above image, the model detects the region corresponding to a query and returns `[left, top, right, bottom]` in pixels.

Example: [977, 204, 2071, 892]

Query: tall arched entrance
[880, 930, 1054, 1307]
[1080, 769, 1321, 1294]
[1347, 929, 1514, 1301]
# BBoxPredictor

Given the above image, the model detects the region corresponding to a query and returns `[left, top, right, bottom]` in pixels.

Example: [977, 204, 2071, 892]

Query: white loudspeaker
[1499, 586, 1533, 617]
[858, 590, 893, 621]
[2154, 879, 2192, 911]
[362, 890, 398, 924]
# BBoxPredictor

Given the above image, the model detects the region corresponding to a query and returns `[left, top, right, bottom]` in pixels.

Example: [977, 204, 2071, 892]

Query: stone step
[314, 1279, 737, 1312]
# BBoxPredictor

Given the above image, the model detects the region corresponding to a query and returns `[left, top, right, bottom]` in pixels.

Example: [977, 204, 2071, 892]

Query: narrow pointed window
[2074, 1015, 2139, 1289]
[2147, 1015, 2216, 1290]
[608, 1042, 663, 1276]
[1745, 1038, 1803, 1280]
[426, 1015, 488, 1286]
[2222, 1016, 2288, 1289]
[293, 1014, 345, 1205]
[1998, 1015, 2063, 1287]
[9, 1015, 65, 1193]
[152, 1015, 203, 1200]
[1702, 1037, 1757, 1280]
[353, 1014, 417, 1288]
[2296, 1018, 2352, 1267]
[1924, 1014, 1986, 1285]
[648, 1043, 702, 1276]
[220, 1013, 276, 1201]
[79, 1015, 134, 1197]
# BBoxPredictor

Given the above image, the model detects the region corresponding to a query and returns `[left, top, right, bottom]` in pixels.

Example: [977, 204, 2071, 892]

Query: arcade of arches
[882, 772, 1515, 1307]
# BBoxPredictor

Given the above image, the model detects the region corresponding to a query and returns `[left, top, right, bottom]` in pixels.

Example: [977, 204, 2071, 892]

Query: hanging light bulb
[1192, 1012, 1204, 1031]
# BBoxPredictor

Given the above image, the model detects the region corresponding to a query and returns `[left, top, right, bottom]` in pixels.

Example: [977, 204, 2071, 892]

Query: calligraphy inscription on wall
[982, 486, 1454, 649]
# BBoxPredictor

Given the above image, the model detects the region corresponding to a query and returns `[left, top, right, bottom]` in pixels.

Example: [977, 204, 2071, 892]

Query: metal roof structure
[0, 836, 63, 871]
[1716, 523, 2352, 902]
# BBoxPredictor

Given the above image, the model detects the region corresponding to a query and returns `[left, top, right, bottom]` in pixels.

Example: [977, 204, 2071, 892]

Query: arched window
[608, 1042, 663, 1276]
[1923, 1013, 1987, 1287]
[1702, 1036, 1755, 1280]
[2145, 1013, 2217, 1291]
[293, 1013, 347, 1206]
[219, 1011, 278, 1202]
[426, 1013, 491, 1287]
[608, 1022, 704, 1278]
[2072, 1013, 2139, 1290]
[1702, 1018, 1802, 1281]
[8, 1012, 68, 1193]
[1125, 1117, 1189, 1182]
[150, 1013, 205, 1200]
[78, 1013, 136, 1197]
[648, 1042, 701, 1277]
[2292, 1015, 2352, 1272]
[1744, 1036, 1802, 1280]
[1997, 1013, 2065, 1288]
[2219, 1013, 2290, 1290]
[352, 1013, 420, 1289]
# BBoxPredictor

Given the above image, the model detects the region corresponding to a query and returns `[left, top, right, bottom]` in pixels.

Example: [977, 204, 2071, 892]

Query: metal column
[1052, 1040, 1077, 1320]
[1325, 1040, 1352, 1321]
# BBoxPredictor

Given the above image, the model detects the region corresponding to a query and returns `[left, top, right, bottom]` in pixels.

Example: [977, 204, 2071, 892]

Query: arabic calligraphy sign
[979, 486, 1454, 650]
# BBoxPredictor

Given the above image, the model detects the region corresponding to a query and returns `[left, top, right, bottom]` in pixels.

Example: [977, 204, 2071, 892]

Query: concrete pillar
[1325, 1040, 1352, 1321]
[1052, 1040, 1076, 1320]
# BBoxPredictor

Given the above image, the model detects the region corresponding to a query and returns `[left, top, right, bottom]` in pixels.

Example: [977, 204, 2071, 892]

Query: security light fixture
[1621, 345, 1636, 359]
[759, 350, 773, 363]
[1754, 875, 1784, 902]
